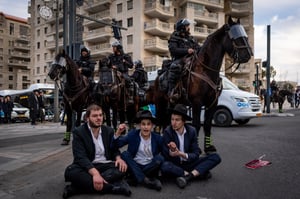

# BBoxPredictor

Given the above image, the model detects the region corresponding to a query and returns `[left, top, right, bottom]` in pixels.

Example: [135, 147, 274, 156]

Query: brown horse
[152, 16, 253, 153]
[48, 49, 92, 145]
[263, 89, 294, 113]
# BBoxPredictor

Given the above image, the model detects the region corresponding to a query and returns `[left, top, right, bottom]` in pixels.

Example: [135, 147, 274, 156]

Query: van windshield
[222, 77, 239, 90]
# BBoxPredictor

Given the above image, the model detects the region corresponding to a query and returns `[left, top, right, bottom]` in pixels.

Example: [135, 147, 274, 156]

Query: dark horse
[48, 49, 92, 145]
[95, 57, 122, 130]
[152, 16, 252, 153]
[95, 57, 140, 130]
[263, 89, 293, 113]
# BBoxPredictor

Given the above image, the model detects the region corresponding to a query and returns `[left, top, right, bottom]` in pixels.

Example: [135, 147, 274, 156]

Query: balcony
[144, 19, 174, 37]
[193, 26, 217, 40]
[90, 42, 111, 57]
[10, 52, 30, 59]
[83, 26, 111, 43]
[47, 38, 64, 50]
[15, 35, 30, 42]
[144, 0, 174, 20]
[144, 55, 164, 68]
[225, 1, 251, 17]
[179, 0, 224, 11]
[46, 24, 64, 36]
[83, 11, 111, 28]
[144, 37, 168, 53]
[83, 0, 111, 12]
[14, 43, 30, 50]
[194, 10, 219, 25]
[7, 60, 30, 69]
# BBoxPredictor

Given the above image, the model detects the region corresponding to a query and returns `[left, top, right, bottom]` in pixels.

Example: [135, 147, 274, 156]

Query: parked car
[11, 102, 30, 123]
[44, 109, 54, 121]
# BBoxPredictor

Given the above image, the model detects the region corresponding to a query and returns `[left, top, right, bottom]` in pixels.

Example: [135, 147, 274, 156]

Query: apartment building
[0, 12, 31, 90]
[28, 0, 255, 92]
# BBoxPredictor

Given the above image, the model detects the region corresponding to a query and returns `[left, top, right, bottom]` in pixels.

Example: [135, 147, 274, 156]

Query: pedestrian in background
[2, 95, 14, 123]
[0, 95, 4, 124]
[38, 90, 45, 123]
[29, 89, 39, 125]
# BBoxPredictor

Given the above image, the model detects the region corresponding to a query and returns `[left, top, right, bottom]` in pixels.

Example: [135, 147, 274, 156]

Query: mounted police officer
[168, 19, 201, 100]
[270, 79, 279, 98]
[108, 41, 134, 103]
[76, 46, 96, 92]
[131, 60, 148, 89]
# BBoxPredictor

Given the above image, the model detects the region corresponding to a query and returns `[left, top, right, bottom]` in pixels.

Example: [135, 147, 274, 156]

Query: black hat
[33, 89, 39, 92]
[134, 110, 157, 124]
[169, 104, 192, 121]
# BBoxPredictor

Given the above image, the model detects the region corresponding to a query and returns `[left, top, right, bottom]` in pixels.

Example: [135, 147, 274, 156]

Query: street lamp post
[54, 0, 60, 122]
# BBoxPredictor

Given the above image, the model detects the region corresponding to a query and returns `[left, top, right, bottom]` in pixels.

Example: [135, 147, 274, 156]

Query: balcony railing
[194, 10, 218, 24]
[83, 11, 111, 26]
[144, 37, 168, 53]
[144, 0, 174, 20]
[90, 42, 111, 56]
[144, 19, 174, 37]
[83, 26, 111, 42]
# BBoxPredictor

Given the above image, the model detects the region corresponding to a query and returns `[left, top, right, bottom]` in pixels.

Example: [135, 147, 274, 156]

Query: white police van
[212, 74, 262, 126]
[147, 71, 262, 127]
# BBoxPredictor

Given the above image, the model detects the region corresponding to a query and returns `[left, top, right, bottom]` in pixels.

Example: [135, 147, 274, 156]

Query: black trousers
[64, 162, 126, 194]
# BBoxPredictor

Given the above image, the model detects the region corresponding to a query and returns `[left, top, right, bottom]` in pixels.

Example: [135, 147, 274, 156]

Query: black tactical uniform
[76, 47, 96, 82]
[108, 41, 134, 103]
[168, 19, 201, 97]
[130, 60, 147, 89]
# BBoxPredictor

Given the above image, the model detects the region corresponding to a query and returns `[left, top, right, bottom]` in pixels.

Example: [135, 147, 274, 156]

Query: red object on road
[245, 155, 271, 169]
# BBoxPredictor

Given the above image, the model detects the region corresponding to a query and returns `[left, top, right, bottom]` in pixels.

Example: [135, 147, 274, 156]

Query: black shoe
[143, 177, 162, 191]
[198, 171, 212, 180]
[62, 185, 77, 199]
[111, 181, 131, 197]
[175, 177, 187, 189]
[204, 145, 217, 154]
[176, 173, 193, 189]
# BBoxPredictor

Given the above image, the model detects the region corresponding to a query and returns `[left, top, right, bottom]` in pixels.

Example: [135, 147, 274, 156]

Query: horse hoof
[61, 139, 70, 146]
[204, 145, 217, 154]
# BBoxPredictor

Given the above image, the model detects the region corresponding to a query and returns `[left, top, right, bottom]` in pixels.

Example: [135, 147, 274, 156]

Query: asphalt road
[0, 108, 300, 199]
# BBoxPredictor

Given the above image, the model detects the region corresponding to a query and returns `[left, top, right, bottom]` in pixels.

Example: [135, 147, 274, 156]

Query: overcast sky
[1, 0, 299, 84]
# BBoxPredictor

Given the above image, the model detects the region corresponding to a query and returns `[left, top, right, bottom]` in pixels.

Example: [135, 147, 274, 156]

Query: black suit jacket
[71, 123, 121, 172]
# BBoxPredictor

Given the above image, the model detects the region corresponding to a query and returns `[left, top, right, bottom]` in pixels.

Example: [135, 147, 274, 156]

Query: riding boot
[204, 136, 217, 154]
[61, 132, 71, 145]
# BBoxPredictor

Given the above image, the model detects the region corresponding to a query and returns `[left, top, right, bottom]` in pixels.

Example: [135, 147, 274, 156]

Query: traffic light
[262, 61, 267, 68]
[252, 81, 256, 87]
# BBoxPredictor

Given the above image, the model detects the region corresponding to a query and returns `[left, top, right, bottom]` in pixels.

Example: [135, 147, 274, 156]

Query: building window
[37, 67, 40, 74]
[37, 29, 40, 37]
[37, 17, 40, 24]
[9, 84, 13, 89]
[44, 40, 47, 47]
[127, 35, 133, 45]
[9, 75, 13, 80]
[9, 23, 14, 35]
[127, 17, 133, 27]
[37, 42, 40, 49]
[44, 65, 47, 73]
[37, 79, 40, 83]
[8, 67, 13, 72]
[117, 3, 122, 13]
[22, 76, 27, 81]
[44, 27, 48, 34]
[127, 0, 133, 10]
[20, 25, 28, 36]
[37, 54, 40, 61]
[44, 53, 48, 60]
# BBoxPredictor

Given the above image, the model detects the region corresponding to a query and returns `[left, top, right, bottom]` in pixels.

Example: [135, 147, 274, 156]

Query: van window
[222, 77, 239, 90]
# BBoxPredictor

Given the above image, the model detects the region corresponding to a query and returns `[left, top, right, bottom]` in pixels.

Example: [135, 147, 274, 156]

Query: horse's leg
[76, 111, 82, 127]
[202, 105, 218, 153]
[278, 102, 283, 113]
[191, 104, 201, 135]
[112, 104, 118, 130]
[61, 108, 72, 145]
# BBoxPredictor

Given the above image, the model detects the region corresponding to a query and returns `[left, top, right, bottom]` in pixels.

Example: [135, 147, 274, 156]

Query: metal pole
[255, 64, 259, 95]
[266, 25, 271, 113]
[53, 0, 59, 122]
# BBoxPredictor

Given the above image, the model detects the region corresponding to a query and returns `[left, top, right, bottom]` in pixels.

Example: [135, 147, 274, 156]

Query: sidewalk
[0, 122, 71, 176]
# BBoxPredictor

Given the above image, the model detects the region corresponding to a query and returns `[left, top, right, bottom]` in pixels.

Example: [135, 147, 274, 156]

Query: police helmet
[80, 46, 90, 56]
[111, 41, 122, 49]
[134, 60, 143, 68]
[176, 19, 190, 32]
